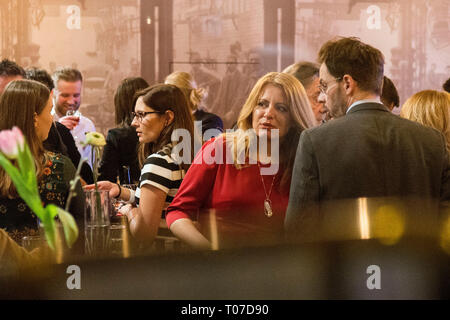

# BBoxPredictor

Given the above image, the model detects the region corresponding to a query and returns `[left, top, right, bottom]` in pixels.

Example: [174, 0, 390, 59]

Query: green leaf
[0, 153, 43, 214]
[0, 152, 24, 185]
[54, 205, 79, 248]
[17, 143, 38, 193]
[41, 216, 56, 250]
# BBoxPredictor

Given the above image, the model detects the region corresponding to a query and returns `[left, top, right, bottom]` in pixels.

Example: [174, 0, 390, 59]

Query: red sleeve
[166, 138, 221, 228]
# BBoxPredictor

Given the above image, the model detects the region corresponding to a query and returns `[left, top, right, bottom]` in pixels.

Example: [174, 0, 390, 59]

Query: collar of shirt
[346, 99, 381, 114]
[51, 107, 61, 121]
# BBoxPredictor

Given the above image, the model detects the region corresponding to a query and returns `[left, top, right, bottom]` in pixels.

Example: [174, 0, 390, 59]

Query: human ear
[165, 110, 175, 126]
[34, 112, 38, 128]
[342, 75, 355, 94]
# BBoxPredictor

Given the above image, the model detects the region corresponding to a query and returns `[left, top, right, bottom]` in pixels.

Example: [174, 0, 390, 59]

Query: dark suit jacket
[194, 109, 223, 137]
[43, 122, 94, 184]
[98, 126, 140, 184]
[285, 103, 450, 238]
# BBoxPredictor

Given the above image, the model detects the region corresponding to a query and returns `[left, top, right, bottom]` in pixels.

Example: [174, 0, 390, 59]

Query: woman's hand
[119, 204, 134, 217]
[83, 181, 120, 198]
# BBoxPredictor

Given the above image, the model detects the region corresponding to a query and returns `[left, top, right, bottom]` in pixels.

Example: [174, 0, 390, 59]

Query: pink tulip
[0, 126, 25, 159]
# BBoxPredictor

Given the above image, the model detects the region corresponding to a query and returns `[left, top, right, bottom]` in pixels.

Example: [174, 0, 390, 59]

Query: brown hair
[52, 67, 83, 88]
[231, 72, 317, 192]
[135, 84, 195, 170]
[400, 90, 450, 152]
[381, 76, 400, 109]
[0, 80, 50, 197]
[318, 37, 385, 95]
[114, 77, 149, 127]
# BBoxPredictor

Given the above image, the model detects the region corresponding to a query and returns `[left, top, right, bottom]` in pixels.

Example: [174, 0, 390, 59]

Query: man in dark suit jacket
[285, 37, 450, 241]
[44, 121, 94, 184]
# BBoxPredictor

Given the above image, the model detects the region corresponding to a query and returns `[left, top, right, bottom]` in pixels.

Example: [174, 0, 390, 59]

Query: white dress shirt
[52, 108, 96, 169]
[346, 99, 382, 114]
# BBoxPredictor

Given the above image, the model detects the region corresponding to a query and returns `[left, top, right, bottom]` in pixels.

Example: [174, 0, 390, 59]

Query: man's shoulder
[302, 116, 348, 137]
[54, 121, 71, 134]
[303, 109, 444, 145]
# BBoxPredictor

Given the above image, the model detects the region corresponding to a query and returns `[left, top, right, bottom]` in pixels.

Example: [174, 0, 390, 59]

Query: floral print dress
[0, 153, 70, 243]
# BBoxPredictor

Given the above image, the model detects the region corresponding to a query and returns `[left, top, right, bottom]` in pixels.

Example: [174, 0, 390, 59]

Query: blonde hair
[400, 90, 450, 152]
[225, 72, 317, 191]
[164, 71, 205, 111]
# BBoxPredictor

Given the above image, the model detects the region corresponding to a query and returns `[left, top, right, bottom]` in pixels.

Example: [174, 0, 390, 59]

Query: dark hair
[135, 84, 195, 170]
[52, 67, 83, 88]
[283, 61, 319, 89]
[25, 67, 54, 91]
[114, 77, 149, 127]
[381, 76, 400, 109]
[0, 80, 50, 197]
[444, 78, 450, 93]
[318, 37, 385, 95]
[0, 59, 25, 77]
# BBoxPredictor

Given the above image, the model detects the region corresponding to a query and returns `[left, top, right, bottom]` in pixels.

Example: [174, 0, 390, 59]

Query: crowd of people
[1, 36, 450, 257]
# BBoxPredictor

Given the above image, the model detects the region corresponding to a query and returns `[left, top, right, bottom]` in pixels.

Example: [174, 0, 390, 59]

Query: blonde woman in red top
[166, 72, 317, 250]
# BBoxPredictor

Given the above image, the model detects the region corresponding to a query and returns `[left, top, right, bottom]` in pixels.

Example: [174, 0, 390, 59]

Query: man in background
[52, 68, 96, 169]
[285, 37, 450, 241]
[283, 61, 328, 123]
[0, 59, 25, 93]
[26, 67, 93, 184]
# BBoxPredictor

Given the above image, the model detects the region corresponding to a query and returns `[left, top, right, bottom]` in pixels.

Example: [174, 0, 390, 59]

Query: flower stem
[65, 157, 87, 212]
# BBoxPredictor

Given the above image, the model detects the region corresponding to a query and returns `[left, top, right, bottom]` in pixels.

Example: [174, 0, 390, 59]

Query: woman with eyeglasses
[98, 77, 149, 184]
[85, 84, 195, 246]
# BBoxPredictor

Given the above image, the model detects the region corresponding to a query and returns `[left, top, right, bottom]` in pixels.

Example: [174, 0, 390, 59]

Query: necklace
[257, 163, 276, 218]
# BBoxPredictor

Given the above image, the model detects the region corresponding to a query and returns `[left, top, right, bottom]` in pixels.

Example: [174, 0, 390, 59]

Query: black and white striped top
[135, 144, 185, 210]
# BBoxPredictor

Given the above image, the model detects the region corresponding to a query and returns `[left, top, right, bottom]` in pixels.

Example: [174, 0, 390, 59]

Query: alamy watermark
[366, 265, 381, 290]
[66, 265, 81, 290]
[170, 121, 280, 175]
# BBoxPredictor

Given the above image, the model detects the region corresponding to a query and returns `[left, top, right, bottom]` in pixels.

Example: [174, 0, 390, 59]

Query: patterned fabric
[0, 152, 70, 243]
[135, 143, 185, 210]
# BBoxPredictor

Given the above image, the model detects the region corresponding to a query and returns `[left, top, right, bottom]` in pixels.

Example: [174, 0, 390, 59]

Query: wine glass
[66, 109, 81, 118]
[65, 109, 81, 138]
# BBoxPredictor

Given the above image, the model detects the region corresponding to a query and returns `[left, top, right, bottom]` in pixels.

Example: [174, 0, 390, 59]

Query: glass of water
[109, 215, 132, 258]
[84, 189, 111, 257]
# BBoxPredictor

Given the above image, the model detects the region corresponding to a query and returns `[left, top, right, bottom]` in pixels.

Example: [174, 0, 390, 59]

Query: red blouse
[166, 137, 289, 247]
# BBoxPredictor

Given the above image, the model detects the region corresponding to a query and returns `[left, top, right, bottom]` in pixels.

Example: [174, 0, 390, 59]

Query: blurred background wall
[1, 0, 449, 133]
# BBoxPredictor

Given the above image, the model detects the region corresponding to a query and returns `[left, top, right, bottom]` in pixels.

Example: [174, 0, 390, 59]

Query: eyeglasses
[319, 77, 342, 95]
[132, 111, 162, 122]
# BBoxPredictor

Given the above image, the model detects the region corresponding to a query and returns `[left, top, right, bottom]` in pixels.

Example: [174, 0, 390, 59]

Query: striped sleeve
[135, 151, 185, 208]
[139, 153, 182, 193]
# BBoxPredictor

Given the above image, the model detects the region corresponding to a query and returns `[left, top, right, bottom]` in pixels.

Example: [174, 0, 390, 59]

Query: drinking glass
[109, 215, 132, 258]
[66, 109, 81, 118]
[84, 189, 111, 257]
[66, 110, 81, 139]
[21, 235, 44, 252]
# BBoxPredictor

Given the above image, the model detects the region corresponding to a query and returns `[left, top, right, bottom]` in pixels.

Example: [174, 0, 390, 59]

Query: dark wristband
[115, 183, 122, 199]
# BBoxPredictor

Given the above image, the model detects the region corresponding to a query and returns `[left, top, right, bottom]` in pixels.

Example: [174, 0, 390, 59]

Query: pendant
[264, 199, 273, 218]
